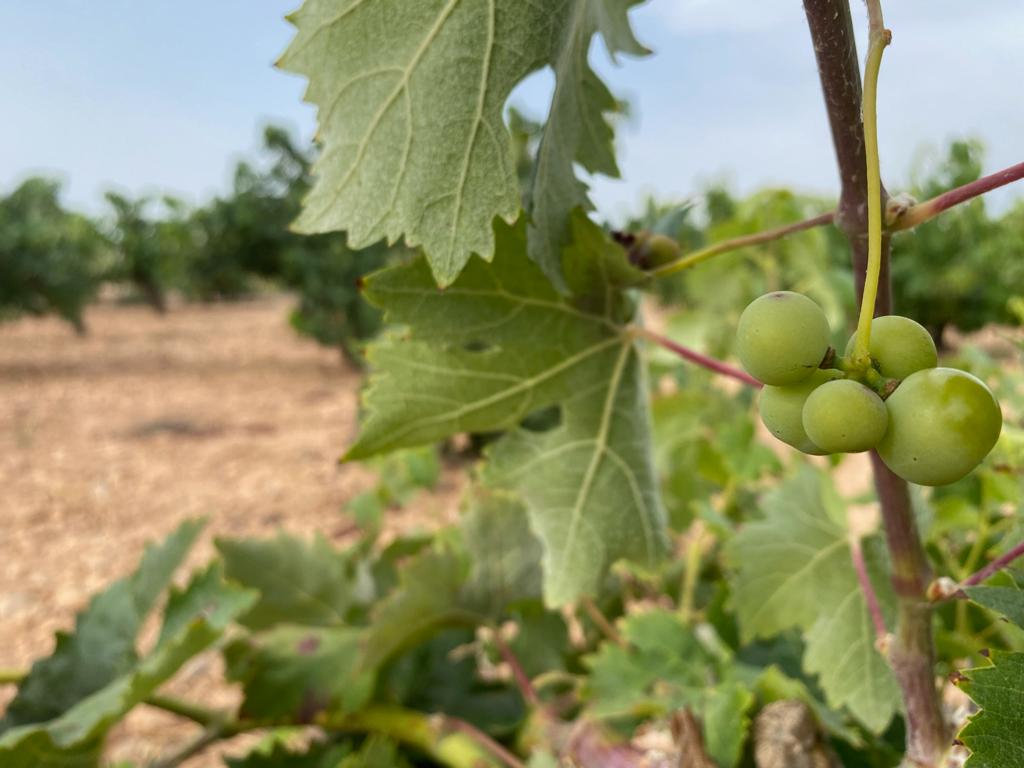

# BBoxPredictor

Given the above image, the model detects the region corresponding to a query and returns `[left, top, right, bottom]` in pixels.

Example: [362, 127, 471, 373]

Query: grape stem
[850, 535, 889, 644]
[852, 7, 890, 365]
[650, 211, 834, 277]
[960, 540, 1024, 589]
[633, 326, 762, 388]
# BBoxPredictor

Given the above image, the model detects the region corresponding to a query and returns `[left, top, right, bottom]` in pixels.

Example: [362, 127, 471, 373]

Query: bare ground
[0, 296, 462, 765]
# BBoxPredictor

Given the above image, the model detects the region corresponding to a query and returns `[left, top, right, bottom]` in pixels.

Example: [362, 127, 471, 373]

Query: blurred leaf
[1, 519, 203, 729]
[0, 561, 254, 761]
[226, 625, 374, 721]
[226, 740, 353, 768]
[966, 582, 1024, 630]
[217, 533, 365, 629]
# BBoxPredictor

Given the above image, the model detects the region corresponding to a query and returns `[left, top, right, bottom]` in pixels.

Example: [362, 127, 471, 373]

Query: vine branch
[802, 1, 947, 763]
[961, 540, 1024, 588]
[634, 327, 762, 388]
[649, 212, 834, 277]
[891, 160, 1024, 230]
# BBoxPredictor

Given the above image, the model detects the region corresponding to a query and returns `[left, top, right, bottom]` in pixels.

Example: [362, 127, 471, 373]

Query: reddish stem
[494, 634, 539, 706]
[962, 540, 1024, 588]
[850, 536, 889, 643]
[894, 161, 1024, 230]
[637, 328, 762, 388]
[447, 718, 527, 768]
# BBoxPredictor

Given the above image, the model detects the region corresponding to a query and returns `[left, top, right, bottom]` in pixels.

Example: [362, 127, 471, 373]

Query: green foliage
[726, 468, 900, 732]
[0, 178, 107, 332]
[958, 652, 1024, 768]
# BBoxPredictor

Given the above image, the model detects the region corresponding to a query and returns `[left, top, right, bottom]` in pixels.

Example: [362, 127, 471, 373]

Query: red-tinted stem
[850, 536, 889, 642]
[962, 540, 1024, 588]
[495, 634, 538, 706]
[894, 160, 1024, 230]
[637, 328, 762, 388]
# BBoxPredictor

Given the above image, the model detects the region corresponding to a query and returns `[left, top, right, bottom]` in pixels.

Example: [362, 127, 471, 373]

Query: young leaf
[1, 519, 204, 730]
[582, 608, 752, 768]
[279, 1, 643, 287]
[217, 532, 364, 629]
[725, 467, 900, 733]
[958, 651, 1024, 768]
[225, 625, 375, 720]
[0, 562, 255, 761]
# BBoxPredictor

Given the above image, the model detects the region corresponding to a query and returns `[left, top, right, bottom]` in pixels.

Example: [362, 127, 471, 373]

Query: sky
[1, 1, 1021, 223]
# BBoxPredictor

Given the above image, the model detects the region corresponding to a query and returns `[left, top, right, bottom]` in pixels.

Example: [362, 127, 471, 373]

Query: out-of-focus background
[1, 2, 1022, 763]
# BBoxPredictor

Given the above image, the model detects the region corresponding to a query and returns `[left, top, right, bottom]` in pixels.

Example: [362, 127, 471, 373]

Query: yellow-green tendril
[853, 6, 890, 365]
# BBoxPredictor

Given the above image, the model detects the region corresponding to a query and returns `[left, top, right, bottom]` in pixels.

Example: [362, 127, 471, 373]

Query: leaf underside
[348, 215, 665, 606]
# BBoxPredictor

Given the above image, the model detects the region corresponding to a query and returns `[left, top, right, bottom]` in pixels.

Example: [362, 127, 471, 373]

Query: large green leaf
[1, 519, 203, 730]
[959, 651, 1024, 768]
[0, 563, 255, 763]
[349, 216, 664, 606]
[725, 467, 900, 733]
[279, 0, 643, 287]
[217, 532, 365, 629]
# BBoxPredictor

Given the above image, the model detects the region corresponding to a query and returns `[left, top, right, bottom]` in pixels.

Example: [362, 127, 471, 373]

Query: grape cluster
[736, 291, 1002, 486]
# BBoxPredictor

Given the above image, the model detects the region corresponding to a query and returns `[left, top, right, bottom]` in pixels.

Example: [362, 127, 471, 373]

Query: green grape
[878, 367, 1002, 486]
[641, 233, 681, 268]
[736, 291, 831, 385]
[845, 315, 937, 379]
[759, 369, 843, 454]
[802, 379, 888, 453]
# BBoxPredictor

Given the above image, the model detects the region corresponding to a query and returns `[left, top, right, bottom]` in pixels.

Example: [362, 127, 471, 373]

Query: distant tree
[0, 178, 106, 332]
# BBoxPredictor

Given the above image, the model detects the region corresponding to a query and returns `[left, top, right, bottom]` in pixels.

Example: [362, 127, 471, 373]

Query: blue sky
[2, 1, 1021, 222]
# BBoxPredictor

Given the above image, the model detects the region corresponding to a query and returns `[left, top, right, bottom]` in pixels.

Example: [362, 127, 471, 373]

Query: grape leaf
[360, 546, 477, 671]
[958, 651, 1024, 768]
[582, 608, 752, 767]
[1, 518, 203, 730]
[217, 532, 366, 629]
[279, 0, 643, 287]
[0, 563, 255, 762]
[726, 467, 900, 733]
[349, 216, 664, 605]
[225, 625, 374, 720]
[460, 488, 544, 612]
[965, 584, 1024, 630]
[526, 1, 646, 289]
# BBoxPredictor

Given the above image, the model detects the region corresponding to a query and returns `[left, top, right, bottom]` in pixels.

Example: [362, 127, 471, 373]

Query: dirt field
[0, 296, 461, 764]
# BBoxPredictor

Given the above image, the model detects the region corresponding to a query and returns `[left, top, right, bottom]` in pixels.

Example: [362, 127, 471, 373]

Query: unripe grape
[878, 367, 1002, 486]
[641, 234, 681, 269]
[845, 315, 937, 379]
[759, 369, 843, 454]
[736, 292, 830, 385]
[802, 379, 888, 453]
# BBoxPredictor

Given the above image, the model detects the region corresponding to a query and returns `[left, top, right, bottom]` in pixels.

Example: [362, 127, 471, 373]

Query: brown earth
[0, 296, 462, 765]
